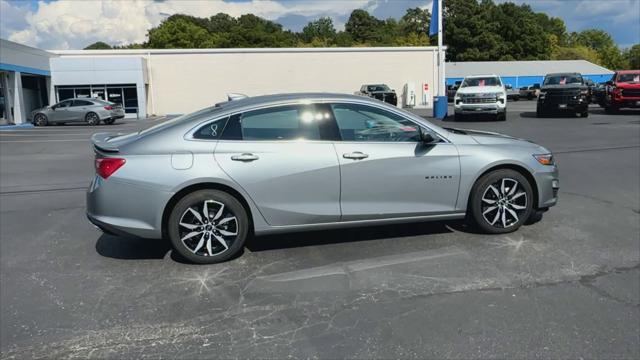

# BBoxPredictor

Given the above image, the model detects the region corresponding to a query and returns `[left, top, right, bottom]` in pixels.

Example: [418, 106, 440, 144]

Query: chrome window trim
[183, 98, 450, 144]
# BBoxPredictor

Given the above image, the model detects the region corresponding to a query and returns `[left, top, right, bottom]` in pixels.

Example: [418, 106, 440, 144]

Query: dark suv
[536, 73, 589, 117]
[356, 84, 398, 106]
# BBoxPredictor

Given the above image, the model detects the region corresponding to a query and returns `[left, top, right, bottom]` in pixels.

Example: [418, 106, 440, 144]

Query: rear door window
[230, 104, 338, 141]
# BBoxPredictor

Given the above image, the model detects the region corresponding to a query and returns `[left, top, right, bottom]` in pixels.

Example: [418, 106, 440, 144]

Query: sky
[1, 0, 638, 50]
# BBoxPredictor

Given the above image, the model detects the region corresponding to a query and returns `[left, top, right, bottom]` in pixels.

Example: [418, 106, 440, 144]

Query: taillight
[104, 105, 113, 110]
[95, 158, 125, 179]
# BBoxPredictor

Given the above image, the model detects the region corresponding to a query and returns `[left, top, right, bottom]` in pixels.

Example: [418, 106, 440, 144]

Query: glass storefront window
[56, 84, 139, 117]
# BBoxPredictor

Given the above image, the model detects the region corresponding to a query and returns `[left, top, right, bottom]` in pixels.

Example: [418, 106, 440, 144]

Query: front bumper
[533, 165, 559, 209]
[455, 103, 506, 115]
[538, 100, 587, 112]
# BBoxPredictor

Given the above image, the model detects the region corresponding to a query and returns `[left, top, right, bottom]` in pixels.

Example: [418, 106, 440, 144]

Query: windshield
[616, 73, 640, 83]
[461, 77, 501, 87]
[367, 85, 390, 92]
[139, 106, 222, 135]
[544, 75, 583, 85]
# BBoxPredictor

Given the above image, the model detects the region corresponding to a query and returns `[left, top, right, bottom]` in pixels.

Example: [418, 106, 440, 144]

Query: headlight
[533, 154, 554, 165]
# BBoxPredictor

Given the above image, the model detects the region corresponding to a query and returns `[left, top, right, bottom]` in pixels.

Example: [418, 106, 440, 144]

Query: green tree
[622, 44, 640, 69]
[147, 17, 213, 48]
[84, 41, 112, 50]
[301, 17, 336, 43]
[568, 29, 623, 69]
[400, 7, 430, 36]
[552, 46, 602, 64]
[345, 9, 383, 44]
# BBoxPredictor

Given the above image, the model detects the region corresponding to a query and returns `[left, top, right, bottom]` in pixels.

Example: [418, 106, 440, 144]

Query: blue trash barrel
[433, 96, 448, 119]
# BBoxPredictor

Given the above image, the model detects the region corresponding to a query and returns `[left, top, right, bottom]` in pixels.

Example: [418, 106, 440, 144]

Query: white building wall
[53, 47, 441, 117]
[50, 57, 148, 118]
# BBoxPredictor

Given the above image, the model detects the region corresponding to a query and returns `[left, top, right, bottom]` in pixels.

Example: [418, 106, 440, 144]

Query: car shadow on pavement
[95, 220, 464, 261]
[95, 234, 172, 260]
[589, 108, 640, 116]
[246, 220, 457, 252]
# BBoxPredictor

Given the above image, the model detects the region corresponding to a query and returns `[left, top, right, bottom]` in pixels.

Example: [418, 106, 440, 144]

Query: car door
[330, 102, 460, 221]
[214, 103, 342, 226]
[49, 100, 72, 122]
[69, 100, 91, 122]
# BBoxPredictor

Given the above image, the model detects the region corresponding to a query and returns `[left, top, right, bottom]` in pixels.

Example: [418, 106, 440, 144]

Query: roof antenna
[227, 93, 248, 101]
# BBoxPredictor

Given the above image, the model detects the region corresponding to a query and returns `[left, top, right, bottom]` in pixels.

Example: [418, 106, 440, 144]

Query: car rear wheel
[469, 169, 533, 234]
[85, 112, 100, 126]
[168, 190, 248, 264]
[33, 114, 48, 126]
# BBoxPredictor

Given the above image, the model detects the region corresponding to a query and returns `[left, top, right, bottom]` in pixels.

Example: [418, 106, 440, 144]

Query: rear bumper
[86, 176, 172, 239]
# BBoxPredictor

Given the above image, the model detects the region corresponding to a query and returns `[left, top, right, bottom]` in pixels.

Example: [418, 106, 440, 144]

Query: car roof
[545, 72, 582, 76]
[215, 92, 375, 111]
[464, 74, 500, 78]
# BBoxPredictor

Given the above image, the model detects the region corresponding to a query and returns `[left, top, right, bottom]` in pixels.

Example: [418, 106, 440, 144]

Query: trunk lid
[91, 132, 138, 153]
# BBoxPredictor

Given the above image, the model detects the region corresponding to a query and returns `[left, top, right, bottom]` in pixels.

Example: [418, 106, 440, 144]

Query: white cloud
[2, 0, 372, 50]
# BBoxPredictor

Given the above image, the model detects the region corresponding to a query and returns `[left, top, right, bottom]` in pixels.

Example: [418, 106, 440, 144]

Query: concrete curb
[0, 123, 35, 131]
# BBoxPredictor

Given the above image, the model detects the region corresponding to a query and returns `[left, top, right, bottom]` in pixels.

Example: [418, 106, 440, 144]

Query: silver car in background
[31, 98, 125, 126]
[87, 93, 559, 264]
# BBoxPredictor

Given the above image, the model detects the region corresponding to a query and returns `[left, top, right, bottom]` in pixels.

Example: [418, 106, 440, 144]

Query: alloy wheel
[86, 113, 99, 125]
[34, 114, 47, 126]
[178, 200, 238, 257]
[480, 177, 527, 228]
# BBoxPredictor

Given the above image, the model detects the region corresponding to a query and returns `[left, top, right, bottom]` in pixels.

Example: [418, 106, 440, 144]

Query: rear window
[139, 106, 223, 135]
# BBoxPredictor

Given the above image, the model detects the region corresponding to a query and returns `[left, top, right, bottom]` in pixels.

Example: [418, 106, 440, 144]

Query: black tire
[33, 113, 48, 126]
[536, 107, 545, 118]
[85, 112, 100, 126]
[469, 169, 534, 234]
[580, 110, 589, 118]
[103, 118, 116, 125]
[496, 112, 506, 121]
[168, 190, 248, 264]
[514, 96, 519, 101]
[527, 93, 533, 100]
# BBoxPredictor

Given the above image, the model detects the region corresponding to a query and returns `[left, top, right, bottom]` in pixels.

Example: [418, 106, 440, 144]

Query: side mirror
[420, 129, 438, 144]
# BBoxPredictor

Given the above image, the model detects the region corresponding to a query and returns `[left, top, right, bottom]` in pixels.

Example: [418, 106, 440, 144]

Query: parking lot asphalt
[1, 102, 639, 359]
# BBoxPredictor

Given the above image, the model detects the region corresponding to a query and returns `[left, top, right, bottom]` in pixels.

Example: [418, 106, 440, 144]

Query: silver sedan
[31, 98, 125, 126]
[86, 93, 559, 264]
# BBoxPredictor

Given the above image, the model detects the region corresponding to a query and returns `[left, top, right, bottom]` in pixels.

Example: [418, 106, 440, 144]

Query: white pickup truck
[453, 74, 507, 121]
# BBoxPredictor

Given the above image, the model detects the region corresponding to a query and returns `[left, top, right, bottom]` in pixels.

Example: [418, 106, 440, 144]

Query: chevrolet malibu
[87, 93, 559, 264]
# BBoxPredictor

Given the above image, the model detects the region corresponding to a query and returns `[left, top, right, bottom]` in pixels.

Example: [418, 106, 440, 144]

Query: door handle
[231, 153, 259, 162]
[343, 152, 369, 160]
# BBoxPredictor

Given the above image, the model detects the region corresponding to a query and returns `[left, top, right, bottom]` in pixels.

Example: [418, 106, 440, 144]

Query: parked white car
[454, 75, 507, 121]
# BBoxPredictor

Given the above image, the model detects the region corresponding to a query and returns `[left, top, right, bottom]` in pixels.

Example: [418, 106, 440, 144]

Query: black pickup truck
[356, 84, 398, 106]
[536, 72, 589, 117]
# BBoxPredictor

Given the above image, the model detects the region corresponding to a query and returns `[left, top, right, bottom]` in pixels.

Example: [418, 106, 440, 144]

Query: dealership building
[1, 38, 615, 124]
[446, 60, 614, 88]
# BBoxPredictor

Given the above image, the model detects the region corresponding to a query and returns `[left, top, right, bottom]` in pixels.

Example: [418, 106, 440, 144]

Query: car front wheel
[168, 190, 248, 264]
[469, 169, 534, 234]
[33, 114, 48, 126]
